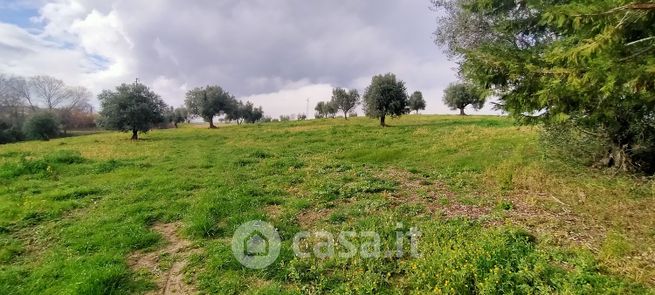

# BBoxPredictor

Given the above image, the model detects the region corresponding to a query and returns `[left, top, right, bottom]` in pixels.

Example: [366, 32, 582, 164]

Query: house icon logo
[231, 220, 281, 269]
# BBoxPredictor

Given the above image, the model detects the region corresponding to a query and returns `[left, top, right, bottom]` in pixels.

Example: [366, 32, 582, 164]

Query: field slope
[1, 115, 653, 294]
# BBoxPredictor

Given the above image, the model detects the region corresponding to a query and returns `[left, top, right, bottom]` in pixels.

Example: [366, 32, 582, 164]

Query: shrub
[0, 121, 24, 144]
[23, 112, 59, 141]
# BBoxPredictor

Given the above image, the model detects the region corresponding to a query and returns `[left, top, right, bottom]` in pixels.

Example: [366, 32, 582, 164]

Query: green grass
[0, 115, 653, 294]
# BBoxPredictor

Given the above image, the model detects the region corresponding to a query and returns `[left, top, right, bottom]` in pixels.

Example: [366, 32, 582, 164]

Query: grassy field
[0, 115, 653, 294]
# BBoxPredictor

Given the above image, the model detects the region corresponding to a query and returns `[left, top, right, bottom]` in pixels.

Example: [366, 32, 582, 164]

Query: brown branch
[627, 3, 655, 10]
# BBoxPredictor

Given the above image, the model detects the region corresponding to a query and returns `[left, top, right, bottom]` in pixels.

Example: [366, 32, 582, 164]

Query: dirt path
[129, 223, 197, 295]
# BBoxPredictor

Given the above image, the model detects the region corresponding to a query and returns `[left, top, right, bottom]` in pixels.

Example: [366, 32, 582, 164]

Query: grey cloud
[94, 0, 450, 95]
[1, 0, 500, 116]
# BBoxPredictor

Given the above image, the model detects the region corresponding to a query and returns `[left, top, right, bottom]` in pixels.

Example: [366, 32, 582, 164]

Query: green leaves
[434, 0, 655, 171]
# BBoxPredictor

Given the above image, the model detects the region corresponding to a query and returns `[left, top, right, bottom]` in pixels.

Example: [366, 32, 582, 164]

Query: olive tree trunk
[208, 116, 217, 129]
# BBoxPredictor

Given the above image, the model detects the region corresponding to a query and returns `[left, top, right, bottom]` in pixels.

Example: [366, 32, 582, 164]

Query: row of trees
[3, 72, 486, 143]
[97, 83, 266, 139]
[315, 88, 360, 119]
[432, 0, 655, 173]
[0, 74, 96, 143]
[184, 85, 264, 128]
[315, 80, 427, 124]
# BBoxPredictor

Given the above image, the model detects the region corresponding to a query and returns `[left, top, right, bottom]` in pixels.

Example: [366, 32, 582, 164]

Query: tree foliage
[22, 111, 59, 141]
[98, 82, 166, 140]
[408, 91, 426, 114]
[331, 88, 360, 119]
[363, 73, 408, 126]
[442, 83, 485, 115]
[173, 107, 189, 127]
[314, 100, 338, 119]
[185, 85, 235, 128]
[433, 0, 655, 173]
[226, 100, 264, 124]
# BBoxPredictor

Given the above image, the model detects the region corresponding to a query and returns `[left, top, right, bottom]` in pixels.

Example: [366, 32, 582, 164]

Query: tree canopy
[314, 100, 338, 119]
[363, 73, 408, 126]
[331, 88, 360, 119]
[432, 0, 655, 172]
[185, 85, 235, 128]
[22, 111, 59, 141]
[98, 82, 166, 140]
[408, 91, 426, 114]
[226, 100, 264, 124]
[442, 83, 485, 115]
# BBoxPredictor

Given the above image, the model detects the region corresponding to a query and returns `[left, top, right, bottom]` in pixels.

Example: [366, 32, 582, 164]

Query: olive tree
[362, 73, 408, 126]
[408, 91, 426, 114]
[173, 107, 189, 127]
[98, 82, 167, 140]
[315, 101, 327, 118]
[331, 88, 360, 119]
[185, 85, 234, 128]
[442, 83, 485, 115]
[225, 100, 264, 124]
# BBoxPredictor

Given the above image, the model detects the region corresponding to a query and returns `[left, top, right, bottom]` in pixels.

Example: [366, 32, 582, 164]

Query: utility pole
[306, 98, 309, 117]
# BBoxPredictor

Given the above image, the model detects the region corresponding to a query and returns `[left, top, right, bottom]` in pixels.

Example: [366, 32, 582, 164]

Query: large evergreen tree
[433, 0, 655, 172]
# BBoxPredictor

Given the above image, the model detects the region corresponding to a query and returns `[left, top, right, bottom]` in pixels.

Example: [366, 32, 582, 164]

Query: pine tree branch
[573, 2, 655, 17]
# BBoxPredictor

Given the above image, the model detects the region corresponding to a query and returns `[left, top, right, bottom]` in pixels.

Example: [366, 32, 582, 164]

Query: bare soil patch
[381, 168, 491, 220]
[129, 223, 198, 295]
[296, 208, 333, 228]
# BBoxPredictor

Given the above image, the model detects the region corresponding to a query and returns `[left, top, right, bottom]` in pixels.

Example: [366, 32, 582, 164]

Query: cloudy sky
[0, 0, 497, 117]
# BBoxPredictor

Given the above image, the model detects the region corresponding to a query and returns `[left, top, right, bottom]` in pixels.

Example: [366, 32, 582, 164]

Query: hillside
[1, 115, 653, 294]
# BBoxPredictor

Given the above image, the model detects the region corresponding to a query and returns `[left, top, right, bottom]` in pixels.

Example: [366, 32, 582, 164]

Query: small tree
[225, 101, 264, 124]
[243, 103, 264, 123]
[225, 100, 245, 124]
[331, 88, 360, 119]
[325, 101, 338, 118]
[315, 101, 327, 118]
[23, 111, 59, 140]
[173, 107, 189, 127]
[408, 91, 426, 114]
[363, 73, 408, 126]
[98, 82, 166, 140]
[442, 83, 485, 116]
[185, 85, 235, 128]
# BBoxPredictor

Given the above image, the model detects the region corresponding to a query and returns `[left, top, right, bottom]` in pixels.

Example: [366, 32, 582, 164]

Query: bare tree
[0, 75, 29, 126]
[66, 86, 93, 111]
[30, 75, 72, 109]
[9, 76, 35, 110]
